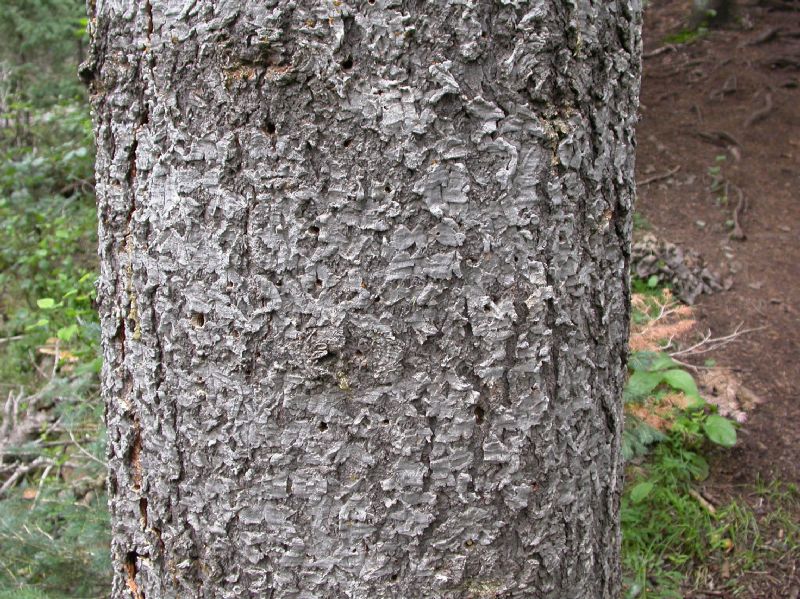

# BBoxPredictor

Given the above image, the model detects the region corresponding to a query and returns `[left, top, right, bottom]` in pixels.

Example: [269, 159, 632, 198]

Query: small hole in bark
[191, 312, 206, 328]
[483, 304, 491, 312]
[340, 56, 354, 70]
[308, 225, 320, 235]
[318, 422, 328, 432]
[275, 279, 283, 287]
[474, 405, 485, 424]
[384, 185, 392, 193]
[343, 138, 352, 147]
[368, 0, 376, 4]
[390, 573, 398, 582]
[265, 121, 276, 134]
[315, 278, 323, 288]
[382, 418, 390, 425]
[374, 295, 381, 303]
[139, 498, 148, 527]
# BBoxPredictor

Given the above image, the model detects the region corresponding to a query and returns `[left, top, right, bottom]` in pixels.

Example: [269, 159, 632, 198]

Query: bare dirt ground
[637, 0, 800, 595]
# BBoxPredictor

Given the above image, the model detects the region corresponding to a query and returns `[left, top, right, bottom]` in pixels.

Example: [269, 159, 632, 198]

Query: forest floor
[637, 0, 799, 596]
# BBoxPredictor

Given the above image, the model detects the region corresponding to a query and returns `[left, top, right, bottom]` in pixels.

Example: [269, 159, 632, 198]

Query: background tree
[0, 0, 86, 108]
[87, 1, 641, 597]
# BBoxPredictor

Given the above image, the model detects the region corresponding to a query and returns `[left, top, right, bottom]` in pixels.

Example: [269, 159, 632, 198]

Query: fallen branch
[0, 456, 52, 498]
[637, 165, 681, 187]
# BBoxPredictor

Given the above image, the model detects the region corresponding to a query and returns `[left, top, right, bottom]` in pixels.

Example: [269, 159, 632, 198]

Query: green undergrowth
[0, 98, 110, 596]
[0, 4, 110, 593]
[619, 285, 797, 598]
[621, 284, 729, 597]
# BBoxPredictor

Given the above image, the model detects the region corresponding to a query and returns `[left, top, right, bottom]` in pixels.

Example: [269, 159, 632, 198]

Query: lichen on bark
[89, 1, 641, 597]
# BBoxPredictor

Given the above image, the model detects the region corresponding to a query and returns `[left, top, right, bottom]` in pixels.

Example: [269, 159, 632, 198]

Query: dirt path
[638, 0, 799, 484]
[636, 2, 799, 593]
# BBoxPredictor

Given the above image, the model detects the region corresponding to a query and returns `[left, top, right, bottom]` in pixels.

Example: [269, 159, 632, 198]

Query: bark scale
[87, 1, 641, 597]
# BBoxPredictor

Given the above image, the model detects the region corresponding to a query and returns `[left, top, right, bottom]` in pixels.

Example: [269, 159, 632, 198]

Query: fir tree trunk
[87, 1, 641, 597]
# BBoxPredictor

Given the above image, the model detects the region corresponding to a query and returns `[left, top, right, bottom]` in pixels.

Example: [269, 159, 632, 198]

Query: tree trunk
[87, 1, 641, 597]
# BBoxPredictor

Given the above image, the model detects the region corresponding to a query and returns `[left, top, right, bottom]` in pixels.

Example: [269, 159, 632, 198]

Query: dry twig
[688, 488, 717, 514]
[637, 165, 681, 187]
[670, 324, 764, 358]
[68, 428, 108, 468]
[643, 44, 677, 59]
[0, 457, 53, 498]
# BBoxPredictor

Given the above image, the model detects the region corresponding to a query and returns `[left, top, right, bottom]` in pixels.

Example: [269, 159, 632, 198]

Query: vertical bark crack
[124, 551, 145, 599]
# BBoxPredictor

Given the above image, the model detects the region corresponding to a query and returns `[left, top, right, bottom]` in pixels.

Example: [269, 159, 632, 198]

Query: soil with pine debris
[636, 1, 800, 596]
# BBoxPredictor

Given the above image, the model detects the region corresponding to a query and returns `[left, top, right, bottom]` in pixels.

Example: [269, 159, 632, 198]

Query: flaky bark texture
[87, 1, 641, 597]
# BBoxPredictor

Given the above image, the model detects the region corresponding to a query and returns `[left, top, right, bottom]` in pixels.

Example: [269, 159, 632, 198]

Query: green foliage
[0, 0, 87, 105]
[0, 22, 108, 591]
[622, 347, 734, 461]
[702, 414, 737, 447]
[0, 468, 110, 598]
[0, 102, 98, 388]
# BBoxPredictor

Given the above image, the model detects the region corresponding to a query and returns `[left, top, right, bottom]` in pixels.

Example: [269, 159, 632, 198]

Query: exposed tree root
[744, 89, 774, 127]
[730, 186, 747, 241]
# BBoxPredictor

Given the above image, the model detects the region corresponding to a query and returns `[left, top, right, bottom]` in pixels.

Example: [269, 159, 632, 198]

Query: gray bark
[87, 1, 641, 597]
